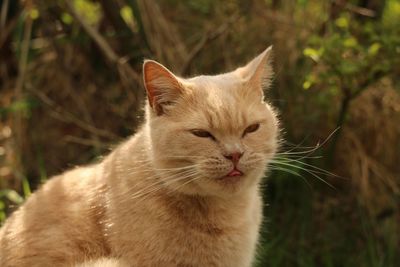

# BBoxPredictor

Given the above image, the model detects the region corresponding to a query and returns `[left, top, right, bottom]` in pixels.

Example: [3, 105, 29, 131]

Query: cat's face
[143, 47, 278, 197]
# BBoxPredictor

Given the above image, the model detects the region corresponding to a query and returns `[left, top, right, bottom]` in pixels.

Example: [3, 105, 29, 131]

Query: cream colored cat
[0, 46, 278, 267]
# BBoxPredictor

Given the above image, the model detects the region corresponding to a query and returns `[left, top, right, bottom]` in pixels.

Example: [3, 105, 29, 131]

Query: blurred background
[1, 0, 400, 266]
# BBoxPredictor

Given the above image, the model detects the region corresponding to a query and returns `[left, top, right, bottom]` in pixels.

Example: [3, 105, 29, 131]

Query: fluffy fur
[0, 47, 279, 267]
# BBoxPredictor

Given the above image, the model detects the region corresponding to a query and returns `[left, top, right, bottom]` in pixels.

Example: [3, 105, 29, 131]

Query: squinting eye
[243, 123, 260, 137]
[190, 130, 216, 140]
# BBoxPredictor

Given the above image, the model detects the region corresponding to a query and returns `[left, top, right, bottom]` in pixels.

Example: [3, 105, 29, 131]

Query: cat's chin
[162, 175, 248, 197]
[216, 175, 243, 184]
[197, 172, 261, 197]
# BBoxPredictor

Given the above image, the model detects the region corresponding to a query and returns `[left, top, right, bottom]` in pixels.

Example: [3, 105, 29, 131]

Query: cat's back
[0, 164, 110, 266]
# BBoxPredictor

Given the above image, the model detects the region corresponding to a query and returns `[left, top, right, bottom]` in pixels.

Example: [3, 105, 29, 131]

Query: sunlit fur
[147, 73, 278, 197]
[0, 47, 278, 267]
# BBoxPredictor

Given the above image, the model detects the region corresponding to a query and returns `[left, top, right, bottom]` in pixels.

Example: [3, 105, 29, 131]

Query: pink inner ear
[143, 60, 182, 115]
[143, 62, 164, 107]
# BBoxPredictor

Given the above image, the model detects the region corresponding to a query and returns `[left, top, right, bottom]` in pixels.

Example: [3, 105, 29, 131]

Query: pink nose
[223, 152, 243, 165]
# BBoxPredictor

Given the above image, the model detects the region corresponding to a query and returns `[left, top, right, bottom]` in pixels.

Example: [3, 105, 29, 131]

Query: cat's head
[143, 47, 279, 197]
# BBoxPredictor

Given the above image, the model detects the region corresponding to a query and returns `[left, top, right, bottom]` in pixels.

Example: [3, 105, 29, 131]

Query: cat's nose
[223, 152, 243, 165]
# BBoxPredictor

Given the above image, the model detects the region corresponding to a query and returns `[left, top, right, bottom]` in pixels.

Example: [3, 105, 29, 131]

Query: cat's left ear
[236, 46, 273, 94]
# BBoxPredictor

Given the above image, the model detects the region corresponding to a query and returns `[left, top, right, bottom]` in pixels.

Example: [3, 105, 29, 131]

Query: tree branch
[180, 14, 239, 75]
[64, 0, 143, 123]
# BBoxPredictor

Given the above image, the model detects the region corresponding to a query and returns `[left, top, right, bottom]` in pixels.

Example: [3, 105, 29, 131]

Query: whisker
[270, 160, 335, 188]
[128, 172, 197, 200]
[131, 172, 199, 204]
[270, 160, 330, 178]
[114, 168, 196, 196]
[272, 157, 343, 179]
[125, 164, 197, 175]
[268, 166, 312, 189]
[279, 127, 340, 156]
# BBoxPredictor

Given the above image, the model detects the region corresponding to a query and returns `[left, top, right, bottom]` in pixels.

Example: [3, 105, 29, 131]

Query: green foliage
[73, 0, 102, 25]
[383, 0, 400, 27]
[61, 12, 74, 25]
[29, 7, 40, 20]
[120, 5, 137, 30]
[0, 99, 36, 119]
[303, 12, 400, 98]
[0, 189, 25, 225]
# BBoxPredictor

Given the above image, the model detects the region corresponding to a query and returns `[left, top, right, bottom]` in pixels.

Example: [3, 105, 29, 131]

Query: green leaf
[368, 43, 381, 56]
[303, 74, 317, 90]
[335, 17, 349, 29]
[29, 8, 40, 20]
[0, 99, 35, 117]
[61, 13, 74, 24]
[0, 211, 5, 224]
[22, 176, 31, 198]
[73, 0, 101, 25]
[303, 80, 312, 90]
[0, 190, 24, 205]
[303, 47, 321, 62]
[343, 37, 358, 48]
[120, 6, 135, 28]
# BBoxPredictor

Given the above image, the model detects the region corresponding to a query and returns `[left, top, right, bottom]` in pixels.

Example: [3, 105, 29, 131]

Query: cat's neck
[164, 183, 261, 236]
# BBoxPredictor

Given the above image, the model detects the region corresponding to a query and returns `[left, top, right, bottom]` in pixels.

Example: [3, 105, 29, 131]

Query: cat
[0, 46, 279, 267]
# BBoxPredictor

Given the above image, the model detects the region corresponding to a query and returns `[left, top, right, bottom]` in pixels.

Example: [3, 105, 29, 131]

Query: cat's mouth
[227, 168, 243, 177]
[217, 168, 244, 183]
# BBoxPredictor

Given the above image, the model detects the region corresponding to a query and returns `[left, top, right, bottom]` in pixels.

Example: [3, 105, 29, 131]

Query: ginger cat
[0, 47, 279, 267]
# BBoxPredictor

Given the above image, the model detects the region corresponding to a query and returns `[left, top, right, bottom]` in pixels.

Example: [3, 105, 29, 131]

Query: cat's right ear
[143, 60, 183, 116]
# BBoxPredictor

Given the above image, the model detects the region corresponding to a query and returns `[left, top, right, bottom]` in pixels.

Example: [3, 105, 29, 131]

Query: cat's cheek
[198, 161, 230, 179]
[170, 131, 216, 157]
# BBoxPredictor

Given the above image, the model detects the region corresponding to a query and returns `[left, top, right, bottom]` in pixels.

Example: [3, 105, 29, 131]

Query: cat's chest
[110, 195, 261, 267]
[169, 219, 258, 267]
[116, 218, 257, 267]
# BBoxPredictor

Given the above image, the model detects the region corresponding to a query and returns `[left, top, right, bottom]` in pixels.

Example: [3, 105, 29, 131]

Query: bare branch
[0, 0, 9, 30]
[65, 1, 119, 63]
[27, 85, 120, 141]
[180, 14, 239, 75]
[64, 0, 143, 122]
[333, 0, 376, 17]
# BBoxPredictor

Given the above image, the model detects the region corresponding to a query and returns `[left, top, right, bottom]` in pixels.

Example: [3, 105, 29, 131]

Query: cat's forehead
[186, 74, 245, 111]
[187, 73, 243, 91]
[180, 74, 264, 133]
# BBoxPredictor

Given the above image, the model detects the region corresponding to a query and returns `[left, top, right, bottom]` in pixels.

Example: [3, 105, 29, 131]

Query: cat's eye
[190, 130, 215, 140]
[243, 123, 260, 137]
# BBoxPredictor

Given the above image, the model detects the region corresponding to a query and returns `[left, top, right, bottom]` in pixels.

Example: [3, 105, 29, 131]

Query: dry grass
[337, 79, 400, 215]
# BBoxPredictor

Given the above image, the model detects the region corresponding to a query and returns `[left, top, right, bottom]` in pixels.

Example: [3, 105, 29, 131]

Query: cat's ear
[143, 60, 184, 116]
[236, 46, 273, 93]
